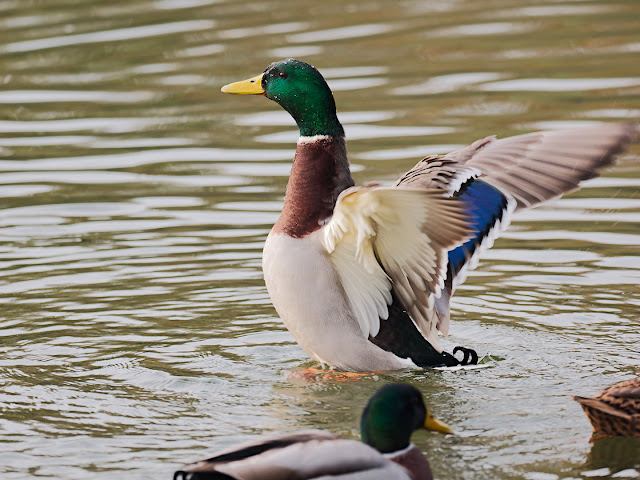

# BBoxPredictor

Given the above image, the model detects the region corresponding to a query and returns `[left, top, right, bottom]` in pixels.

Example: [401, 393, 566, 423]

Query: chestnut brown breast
[388, 445, 434, 480]
[273, 136, 354, 238]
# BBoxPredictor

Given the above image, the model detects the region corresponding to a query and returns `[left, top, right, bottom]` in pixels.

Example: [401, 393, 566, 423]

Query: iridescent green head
[221, 58, 344, 137]
[360, 384, 452, 454]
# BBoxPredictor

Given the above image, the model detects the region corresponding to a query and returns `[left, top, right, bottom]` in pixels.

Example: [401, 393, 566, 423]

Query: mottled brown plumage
[574, 377, 640, 438]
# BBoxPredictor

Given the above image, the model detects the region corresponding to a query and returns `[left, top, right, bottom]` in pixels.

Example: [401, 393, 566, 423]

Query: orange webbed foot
[285, 367, 385, 382]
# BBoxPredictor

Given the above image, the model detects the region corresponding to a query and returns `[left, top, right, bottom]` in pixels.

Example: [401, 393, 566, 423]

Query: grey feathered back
[174, 430, 413, 480]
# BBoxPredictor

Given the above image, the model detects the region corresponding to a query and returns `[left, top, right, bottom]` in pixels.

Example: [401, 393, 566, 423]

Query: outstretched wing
[397, 122, 637, 332]
[324, 185, 471, 347]
[458, 123, 638, 209]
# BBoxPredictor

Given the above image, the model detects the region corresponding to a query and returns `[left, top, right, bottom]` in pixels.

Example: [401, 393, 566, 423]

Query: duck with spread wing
[222, 58, 637, 372]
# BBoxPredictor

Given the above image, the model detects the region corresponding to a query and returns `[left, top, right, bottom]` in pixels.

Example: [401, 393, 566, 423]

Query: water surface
[1, 1, 639, 479]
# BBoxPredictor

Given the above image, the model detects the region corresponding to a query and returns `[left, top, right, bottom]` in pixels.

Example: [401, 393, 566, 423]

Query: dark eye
[278, 71, 288, 79]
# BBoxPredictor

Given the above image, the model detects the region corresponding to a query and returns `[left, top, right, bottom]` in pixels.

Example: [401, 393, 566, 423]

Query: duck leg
[453, 346, 478, 365]
[371, 296, 476, 368]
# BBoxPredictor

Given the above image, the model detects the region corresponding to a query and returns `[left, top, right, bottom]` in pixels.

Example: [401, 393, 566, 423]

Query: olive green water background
[1, 0, 640, 479]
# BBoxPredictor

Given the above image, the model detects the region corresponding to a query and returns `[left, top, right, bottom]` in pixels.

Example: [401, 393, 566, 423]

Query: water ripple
[0, 136, 94, 146]
[288, 23, 395, 43]
[489, 5, 615, 18]
[268, 46, 323, 57]
[393, 72, 505, 95]
[218, 22, 308, 40]
[0, 20, 216, 53]
[0, 117, 176, 133]
[0, 90, 155, 104]
[0, 171, 247, 187]
[478, 78, 640, 92]
[0, 148, 293, 171]
[427, 22, 538, 37]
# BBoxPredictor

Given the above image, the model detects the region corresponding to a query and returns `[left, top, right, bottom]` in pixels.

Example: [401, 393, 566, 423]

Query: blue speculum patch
[448, 180, 509, 278]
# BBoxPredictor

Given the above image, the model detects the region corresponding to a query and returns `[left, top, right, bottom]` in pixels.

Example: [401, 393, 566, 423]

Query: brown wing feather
[574, 396, 633, 421]
[395, 156, 480, 193]
[599, 377, 640, 400]
[574, 377, 640, 438]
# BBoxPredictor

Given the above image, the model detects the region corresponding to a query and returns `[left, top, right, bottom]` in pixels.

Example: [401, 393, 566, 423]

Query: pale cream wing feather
[324, 186, 471, 345]
[328, 240, 392, 337]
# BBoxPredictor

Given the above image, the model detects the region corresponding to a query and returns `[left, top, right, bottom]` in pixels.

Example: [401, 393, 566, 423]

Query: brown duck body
[574, 377, 640, 438]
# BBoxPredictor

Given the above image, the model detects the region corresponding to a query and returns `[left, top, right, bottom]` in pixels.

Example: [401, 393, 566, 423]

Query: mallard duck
[174, 383, 451, 480]
[222, 58, 637, 372]
[574, 377, 640, 439]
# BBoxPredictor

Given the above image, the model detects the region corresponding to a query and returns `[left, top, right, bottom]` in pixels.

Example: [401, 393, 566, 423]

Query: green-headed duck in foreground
[174, 383, 452, 480]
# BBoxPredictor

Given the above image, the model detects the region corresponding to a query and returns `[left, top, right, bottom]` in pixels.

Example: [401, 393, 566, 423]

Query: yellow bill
[221, 73, 265, 95]
[424, 412, 453, 434]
